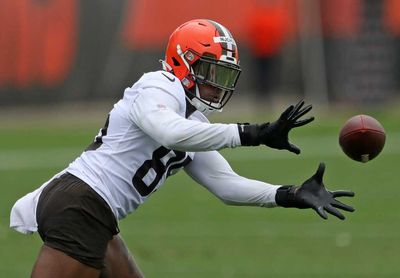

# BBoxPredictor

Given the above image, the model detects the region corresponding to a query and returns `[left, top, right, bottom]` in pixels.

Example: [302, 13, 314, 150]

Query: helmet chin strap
[159, 59, 173, 71]
[185, 84, 222, 116]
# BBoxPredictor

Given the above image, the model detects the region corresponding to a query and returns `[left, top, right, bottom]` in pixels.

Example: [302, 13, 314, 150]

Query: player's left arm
[184, 150, 280, 207]
[185, 152, 355, 220]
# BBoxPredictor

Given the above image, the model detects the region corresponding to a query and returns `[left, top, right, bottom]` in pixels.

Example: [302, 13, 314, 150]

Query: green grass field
[0, 106, 399, 277]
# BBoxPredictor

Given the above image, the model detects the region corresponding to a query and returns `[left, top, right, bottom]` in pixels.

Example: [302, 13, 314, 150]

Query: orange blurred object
[246, 1, 293, 57]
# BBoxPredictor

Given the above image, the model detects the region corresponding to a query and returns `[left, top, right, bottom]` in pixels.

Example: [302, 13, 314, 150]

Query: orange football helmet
[162, 19, 241, 113]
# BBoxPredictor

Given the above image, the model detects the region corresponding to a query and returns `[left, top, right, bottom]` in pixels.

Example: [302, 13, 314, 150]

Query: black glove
[238, 100, 314, 154]
[275, 163, 355, 220]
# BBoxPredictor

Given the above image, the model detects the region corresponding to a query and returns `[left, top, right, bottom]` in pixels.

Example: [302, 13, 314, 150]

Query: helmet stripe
[208, 20, 237, 59]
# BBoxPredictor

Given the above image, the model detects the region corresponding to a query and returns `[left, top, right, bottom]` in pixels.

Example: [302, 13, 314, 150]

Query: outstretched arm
[130, 89, 241, 151]
[185, 152, 355, 220]
[184, 151, 280, 207]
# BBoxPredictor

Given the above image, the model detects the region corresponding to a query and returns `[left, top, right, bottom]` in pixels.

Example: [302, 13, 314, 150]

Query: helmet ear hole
[172, 57, 180, 66]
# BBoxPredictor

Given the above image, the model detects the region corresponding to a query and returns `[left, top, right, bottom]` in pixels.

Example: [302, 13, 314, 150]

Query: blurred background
[1, 0, 400, 277]
[1, 0, 400, 107]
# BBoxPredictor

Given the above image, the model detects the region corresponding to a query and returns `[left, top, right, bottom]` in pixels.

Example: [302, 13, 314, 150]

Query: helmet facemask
[183, 51, 241, 114]
[163, 19, 241, 115]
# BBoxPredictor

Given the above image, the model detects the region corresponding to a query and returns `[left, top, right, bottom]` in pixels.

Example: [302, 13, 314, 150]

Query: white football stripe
[210, 20, 236, 58]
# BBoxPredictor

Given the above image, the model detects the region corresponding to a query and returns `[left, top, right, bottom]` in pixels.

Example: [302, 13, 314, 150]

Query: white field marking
[1, 133, 398, 170]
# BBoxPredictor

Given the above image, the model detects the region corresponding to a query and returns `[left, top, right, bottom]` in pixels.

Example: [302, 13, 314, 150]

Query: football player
[10, 19, 355, 278]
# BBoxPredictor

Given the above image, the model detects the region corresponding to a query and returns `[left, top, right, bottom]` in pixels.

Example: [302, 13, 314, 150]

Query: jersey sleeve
[129, 87, 241, 151]
[184, 150, 280, 207]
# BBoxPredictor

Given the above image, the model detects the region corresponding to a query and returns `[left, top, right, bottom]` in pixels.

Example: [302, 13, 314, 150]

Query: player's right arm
[129, 88, 241, 152]
[128, 71, 315, 155]
[130, 89, 314, 154]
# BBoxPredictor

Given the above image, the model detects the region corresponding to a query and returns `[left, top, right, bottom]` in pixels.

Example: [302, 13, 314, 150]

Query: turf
[0, 108, 399, 277]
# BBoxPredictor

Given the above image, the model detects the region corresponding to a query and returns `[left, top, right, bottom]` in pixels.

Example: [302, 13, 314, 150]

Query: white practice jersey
[10, 70, 280, 234]
[66, 71, 242, 220]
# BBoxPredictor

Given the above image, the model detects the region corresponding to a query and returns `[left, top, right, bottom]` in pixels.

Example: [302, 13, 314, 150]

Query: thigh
[100, 235, 145, 278]
[31, 245, 100, 278]
[36, 172, 119, 269]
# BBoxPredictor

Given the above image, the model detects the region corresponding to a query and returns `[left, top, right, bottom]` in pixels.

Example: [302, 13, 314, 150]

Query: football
[339, 115, 386, 163]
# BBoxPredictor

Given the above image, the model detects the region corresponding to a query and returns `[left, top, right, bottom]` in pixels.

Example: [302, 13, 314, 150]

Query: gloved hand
[275, 163, 355, 220]
[238, 100, 314, 154]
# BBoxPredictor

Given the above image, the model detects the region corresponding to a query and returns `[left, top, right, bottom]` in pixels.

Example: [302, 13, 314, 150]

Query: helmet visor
[192, 56, 241, 91]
